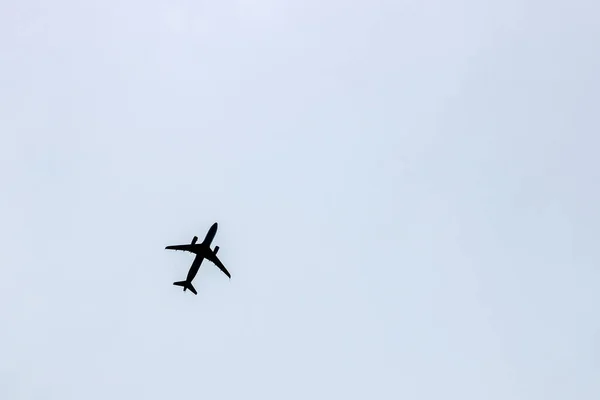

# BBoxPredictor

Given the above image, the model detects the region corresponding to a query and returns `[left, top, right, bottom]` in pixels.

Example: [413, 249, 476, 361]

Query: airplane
[165, 222, 231, 295]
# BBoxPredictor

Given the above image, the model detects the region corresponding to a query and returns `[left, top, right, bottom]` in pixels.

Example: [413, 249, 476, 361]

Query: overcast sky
[1, 1, 599, 399]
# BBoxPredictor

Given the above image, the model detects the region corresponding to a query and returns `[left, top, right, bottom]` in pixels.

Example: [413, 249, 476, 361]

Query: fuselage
[203, 222, 218, 247]
[185, 222, 218, 281]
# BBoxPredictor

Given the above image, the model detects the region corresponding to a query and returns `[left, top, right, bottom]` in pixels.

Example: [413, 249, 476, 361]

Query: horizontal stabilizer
[173, 280, 197, 295]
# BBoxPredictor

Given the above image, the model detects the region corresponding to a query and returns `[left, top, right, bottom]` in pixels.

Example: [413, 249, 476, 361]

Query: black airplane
[165, 222, 231, 295]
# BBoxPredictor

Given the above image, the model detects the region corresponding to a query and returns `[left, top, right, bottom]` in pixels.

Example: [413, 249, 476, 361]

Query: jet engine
[214, 246, 219, 254]
[191, 236, 198, 245]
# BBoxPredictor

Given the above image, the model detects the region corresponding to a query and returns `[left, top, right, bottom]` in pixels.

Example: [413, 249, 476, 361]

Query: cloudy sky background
[1, 1, 599, 399]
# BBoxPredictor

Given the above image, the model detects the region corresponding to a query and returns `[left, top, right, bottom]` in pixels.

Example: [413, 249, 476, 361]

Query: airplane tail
[173, 281, 197, 295]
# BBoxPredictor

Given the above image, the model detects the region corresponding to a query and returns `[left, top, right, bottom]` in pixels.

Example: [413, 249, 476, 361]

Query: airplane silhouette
[165, 222, 231, 295]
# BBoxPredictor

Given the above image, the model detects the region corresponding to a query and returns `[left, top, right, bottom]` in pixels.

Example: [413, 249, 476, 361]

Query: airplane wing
[165, 244, 195, 253]
[205, 252, 231, 279]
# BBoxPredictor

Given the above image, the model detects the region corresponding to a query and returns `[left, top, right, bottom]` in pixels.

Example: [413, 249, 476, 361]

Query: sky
[1, 1, 599, 399]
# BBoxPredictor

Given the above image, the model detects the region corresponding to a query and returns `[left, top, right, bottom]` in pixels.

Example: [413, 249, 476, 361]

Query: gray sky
[1, 1, 599, 399]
